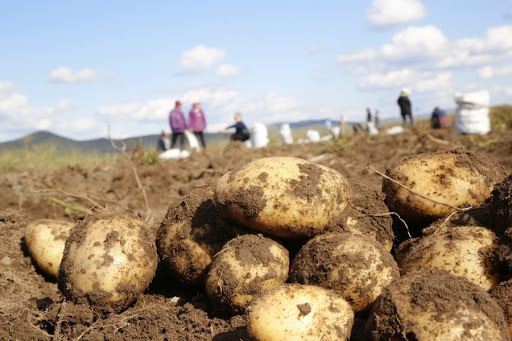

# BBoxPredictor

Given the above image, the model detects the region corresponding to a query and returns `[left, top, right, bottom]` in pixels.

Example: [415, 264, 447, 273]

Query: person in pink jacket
[169, 100, 187, 150]
[188, 102, 207, 149]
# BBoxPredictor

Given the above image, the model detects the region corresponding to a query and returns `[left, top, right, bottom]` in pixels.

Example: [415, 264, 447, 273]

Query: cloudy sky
[1, 0, 512, 142]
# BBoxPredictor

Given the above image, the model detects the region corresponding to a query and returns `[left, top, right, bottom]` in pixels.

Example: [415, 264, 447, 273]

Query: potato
[334, 182, 394, 251]
[395, 225, 500, 290]
[157, 184, 248, 286]
[215, 156, 351, 238]
[58, 212, 158, 313]
[205, 234, 289, 314]
[24, 219, 74, 278]
[490, 175, 512, 235]
[246, 284, 354, 341]
[382, 148, 506, 227]
[366, 270, 509, 340]
[289, 232, 399, 312]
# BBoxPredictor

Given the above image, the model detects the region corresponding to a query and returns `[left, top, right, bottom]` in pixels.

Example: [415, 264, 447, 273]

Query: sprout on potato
[205, 234, 289, 314]
[214, 156, 351, 238]
[366, 270, 509, 340]
[157, 184, 248, 286]
[24, 219, 74, 279]
[289, 232, 399, 312]
[382, 148, 506, 228]
[58, 212, 158, 313]
[395, 225, 500, 290]
[246, 284, 354, 341]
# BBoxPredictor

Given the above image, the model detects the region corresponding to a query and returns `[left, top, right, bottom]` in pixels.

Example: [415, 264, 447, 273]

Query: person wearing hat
[157, 128, 171, 151]
[169, 100, 187, 150]
[397, 88, 414, 127]
[188, 101, 207, 149]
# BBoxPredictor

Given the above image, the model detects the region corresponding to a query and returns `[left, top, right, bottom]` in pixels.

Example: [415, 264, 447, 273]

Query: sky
[1, 0, 512, 142]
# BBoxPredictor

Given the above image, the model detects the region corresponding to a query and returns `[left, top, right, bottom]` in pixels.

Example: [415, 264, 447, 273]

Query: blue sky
[1, 0, 512, 142]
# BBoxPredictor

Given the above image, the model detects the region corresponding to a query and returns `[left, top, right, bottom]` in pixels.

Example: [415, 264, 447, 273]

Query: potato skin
[395, 225, 500, 290]
[157, 184, 247, 286]
[25, 219, 74, 278]
[205, 234, 289, 314]
[382, 148, 506, 226]
[58, 212, 158, 313]
[215, 157, 351, 238]
[289, 232, 399, 312]
[366, 270, 509, 341]
[247, 284, 354, 341]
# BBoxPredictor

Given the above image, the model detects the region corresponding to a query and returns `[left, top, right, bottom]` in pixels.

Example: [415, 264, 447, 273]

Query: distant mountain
[0, 130, 227, 155]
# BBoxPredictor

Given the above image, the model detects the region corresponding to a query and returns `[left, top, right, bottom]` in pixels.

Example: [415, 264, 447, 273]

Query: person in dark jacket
[157, 129, 171, 151]
[431, 106, 452, 129]
[397, 88, 414, 127]
[169, 100, 187, 150]
[221, 113, 250, 142]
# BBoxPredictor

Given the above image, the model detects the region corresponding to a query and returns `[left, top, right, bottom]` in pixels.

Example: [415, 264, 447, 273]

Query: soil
[1, 126, 512, 340]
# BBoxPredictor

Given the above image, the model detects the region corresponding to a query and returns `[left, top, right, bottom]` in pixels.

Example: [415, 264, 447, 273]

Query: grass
[0, 144, 117, 172]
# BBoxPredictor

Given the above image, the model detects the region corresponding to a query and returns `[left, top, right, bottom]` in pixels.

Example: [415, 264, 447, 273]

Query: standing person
[220, 112, 250, 142]
[397, 88, 414, 127]
[169, 100, 187, 150]
[157, 129, 171, 151]
[374, 109, 381, 130]
[365, 108, 373, 133]
[188, 102, 207, 149]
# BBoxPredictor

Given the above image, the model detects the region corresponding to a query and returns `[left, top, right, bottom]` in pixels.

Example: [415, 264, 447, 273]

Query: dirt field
[1, 125, 511, 340]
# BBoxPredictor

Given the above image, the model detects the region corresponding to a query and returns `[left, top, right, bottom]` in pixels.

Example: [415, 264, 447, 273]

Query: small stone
[1, 256, 13, 266]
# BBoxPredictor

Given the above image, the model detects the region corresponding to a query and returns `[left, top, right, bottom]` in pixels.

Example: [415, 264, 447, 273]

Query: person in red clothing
[169, 100, 187, 150]
[188, 102, 207, 149]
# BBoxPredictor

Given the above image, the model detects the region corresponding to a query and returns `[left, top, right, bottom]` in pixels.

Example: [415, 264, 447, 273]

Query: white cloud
[180, 45, 225, 72]
[366, 0, 426, 27]
[337, 24, 512, 71]
[307, 43, 325, 54]
[381, 25, 448, 61]
[215, 64, 241, 78]
[97, 98, 174, 120]
[477, 64, 512, 79]
[0, 81, 75, 139]
[51, 67, 102, 83]
[359, 69, 452, 93]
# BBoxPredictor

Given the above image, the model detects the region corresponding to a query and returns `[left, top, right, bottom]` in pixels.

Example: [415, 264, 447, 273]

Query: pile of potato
[24, 150, 512, 340]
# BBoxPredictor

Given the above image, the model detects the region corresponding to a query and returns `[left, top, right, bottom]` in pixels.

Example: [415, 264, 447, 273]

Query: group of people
[158, 100, 251, 152]
[351, 88, 451, 135]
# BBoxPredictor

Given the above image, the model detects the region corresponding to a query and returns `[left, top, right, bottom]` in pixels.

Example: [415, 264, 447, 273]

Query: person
[374, 109, 381, 130]
[221, 112, 250, 141]
[431, 106, 452, 129]
[169, 100, 187, 150]
[188, 102, 207, 149]
[157, 129, 171, 151]
[397, 88, 414, 127]
[364, 108, 371, 132]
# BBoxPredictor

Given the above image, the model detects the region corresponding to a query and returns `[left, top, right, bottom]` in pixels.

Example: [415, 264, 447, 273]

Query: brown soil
[1, 127, 512, 340]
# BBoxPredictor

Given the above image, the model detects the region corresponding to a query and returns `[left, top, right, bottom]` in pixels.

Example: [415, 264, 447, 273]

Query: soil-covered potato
[214, 156, 351, 238]
[366, 269, 510, 341]
[334, 182, 394, 251]
[24, 219, 74, 279]
[246, 284, 354, 341]
[395, 225, 500, 290]
[205, 234, 289, 314]
[58, 212, 158, 313]
[157, 184, 248, 286]
[490, 175, 512, 235]
[382, 148, 507, 227]
[289, 232, 399, 312]
[490, 278, 512, 339]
